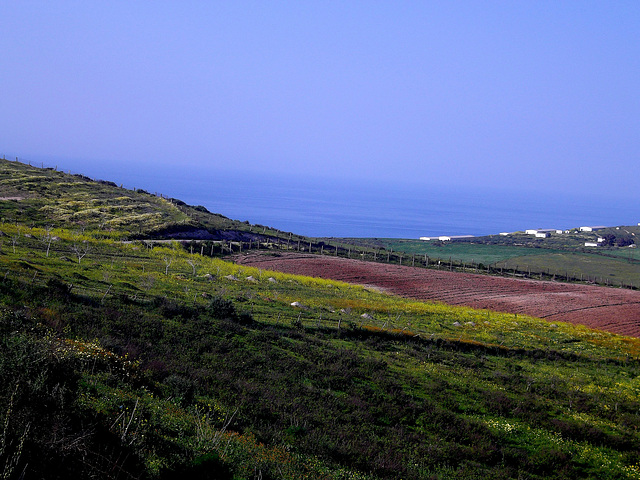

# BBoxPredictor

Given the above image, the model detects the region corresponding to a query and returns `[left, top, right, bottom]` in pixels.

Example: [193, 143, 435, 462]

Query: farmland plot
[233, 252, 640, 338]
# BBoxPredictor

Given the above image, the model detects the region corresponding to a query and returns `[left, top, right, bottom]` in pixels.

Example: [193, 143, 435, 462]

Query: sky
[1, 2, 639, 208]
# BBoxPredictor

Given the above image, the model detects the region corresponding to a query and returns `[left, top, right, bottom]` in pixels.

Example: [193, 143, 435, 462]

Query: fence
[171, 238, 638, 290]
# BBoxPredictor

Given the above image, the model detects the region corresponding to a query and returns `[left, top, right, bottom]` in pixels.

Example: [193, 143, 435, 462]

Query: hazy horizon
[1, 2, 638, 231]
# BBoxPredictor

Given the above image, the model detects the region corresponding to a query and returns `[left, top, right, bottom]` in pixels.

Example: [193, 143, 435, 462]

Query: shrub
[208, 296, 238, 321]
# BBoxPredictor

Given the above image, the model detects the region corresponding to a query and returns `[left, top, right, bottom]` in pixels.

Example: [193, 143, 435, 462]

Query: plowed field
[233, 252, 640, 338]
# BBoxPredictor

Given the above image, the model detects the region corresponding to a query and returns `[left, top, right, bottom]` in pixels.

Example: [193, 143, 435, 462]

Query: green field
[498, 252, 640, 287]
[368, 240, 564, 265]
[602, 248, 640, 262]
[337, 237, 640, 288]
[2, 159, 640, 479]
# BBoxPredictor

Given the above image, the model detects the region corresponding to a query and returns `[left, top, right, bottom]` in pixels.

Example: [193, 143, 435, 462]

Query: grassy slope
[1, 160, 640, 479]
[0, 158, 291, 240]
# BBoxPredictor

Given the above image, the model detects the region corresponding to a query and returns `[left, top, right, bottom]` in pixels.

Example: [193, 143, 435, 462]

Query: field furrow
[233, 252, 640, 338]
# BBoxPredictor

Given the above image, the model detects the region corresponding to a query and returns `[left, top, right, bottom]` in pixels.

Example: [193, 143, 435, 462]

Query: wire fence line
[172, 237, 637, 290]
[8, 228, 635, 292]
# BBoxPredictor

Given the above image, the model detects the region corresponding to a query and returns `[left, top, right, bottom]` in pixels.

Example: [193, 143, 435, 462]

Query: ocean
[94, 165, 637, 239]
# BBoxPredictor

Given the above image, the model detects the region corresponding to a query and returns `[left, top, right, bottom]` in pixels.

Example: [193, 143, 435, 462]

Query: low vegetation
[341, 231, 639, 288]
[1, 159, 639, 479]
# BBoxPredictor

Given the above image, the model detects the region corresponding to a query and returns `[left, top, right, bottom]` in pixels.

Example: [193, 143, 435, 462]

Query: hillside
[0, 158, 293, 242]
[1, 159, 640, 479]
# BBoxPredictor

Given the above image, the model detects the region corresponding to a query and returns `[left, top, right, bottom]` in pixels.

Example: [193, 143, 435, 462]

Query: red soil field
[233, 252, 640, 338]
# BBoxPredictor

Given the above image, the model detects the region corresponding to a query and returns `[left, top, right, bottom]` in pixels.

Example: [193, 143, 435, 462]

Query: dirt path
[232, 252, 640, 338]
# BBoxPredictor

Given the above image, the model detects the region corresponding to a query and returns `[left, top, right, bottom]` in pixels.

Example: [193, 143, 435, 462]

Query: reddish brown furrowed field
[233, 252, 640, 338]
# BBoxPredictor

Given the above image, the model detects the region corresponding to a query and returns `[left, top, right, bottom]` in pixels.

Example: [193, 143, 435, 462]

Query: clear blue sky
[1, 1, 639, 197]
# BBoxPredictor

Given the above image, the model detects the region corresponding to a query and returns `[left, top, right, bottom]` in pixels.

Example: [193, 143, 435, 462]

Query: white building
[526, 228, 556, 235]
[536, 232, 550, 238]
[585, 242, 599, 247]
[436, 235, 474, 242]
[580, 226, 607, 232]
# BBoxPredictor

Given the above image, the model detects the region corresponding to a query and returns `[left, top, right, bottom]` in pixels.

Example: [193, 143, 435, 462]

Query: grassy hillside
[0, 158, 294, 241]
[1, 159, 640, 479]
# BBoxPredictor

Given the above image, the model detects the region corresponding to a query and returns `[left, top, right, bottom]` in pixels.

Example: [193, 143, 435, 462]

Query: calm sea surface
[113, 167, 637, 239]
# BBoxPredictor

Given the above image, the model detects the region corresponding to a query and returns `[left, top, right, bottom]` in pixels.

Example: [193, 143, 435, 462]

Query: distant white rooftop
[420, 235, 475, 241]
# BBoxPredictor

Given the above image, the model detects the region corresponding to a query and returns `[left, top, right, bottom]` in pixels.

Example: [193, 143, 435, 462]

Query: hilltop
[0, 158, 639, 479]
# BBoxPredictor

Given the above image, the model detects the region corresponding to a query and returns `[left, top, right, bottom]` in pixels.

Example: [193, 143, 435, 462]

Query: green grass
[0, 158, 285, 239]
[2, 159, 640, 479]
[365, 240, 563, 265]
[498, 252, 640, 287]
[602, 248, 640, 262]
[336, 236, 640, 287]
[2, 223, 640, 479]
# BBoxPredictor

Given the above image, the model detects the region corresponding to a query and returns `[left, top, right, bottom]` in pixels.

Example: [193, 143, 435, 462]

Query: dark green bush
[207, 296, 238, 320]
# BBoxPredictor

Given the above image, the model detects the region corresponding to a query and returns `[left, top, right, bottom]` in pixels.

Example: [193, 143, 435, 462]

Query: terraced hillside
[0, 158, 274, 240]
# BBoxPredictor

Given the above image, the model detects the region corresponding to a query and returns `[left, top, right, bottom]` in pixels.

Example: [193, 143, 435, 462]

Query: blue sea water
[101, 166, 637, 239]
[40, 158, 638, 238]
